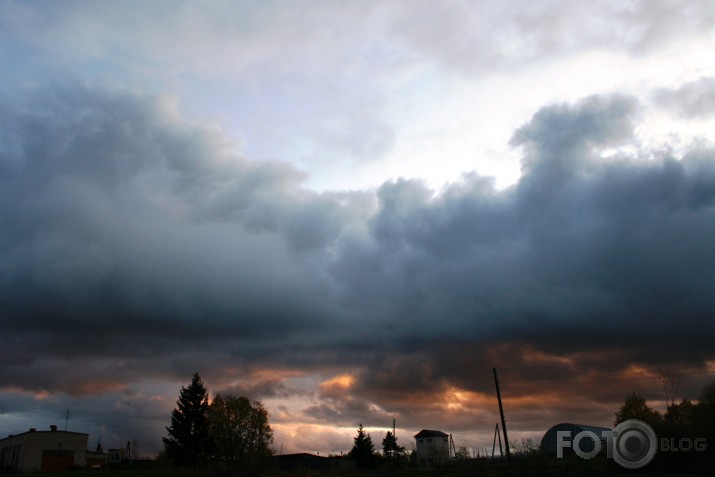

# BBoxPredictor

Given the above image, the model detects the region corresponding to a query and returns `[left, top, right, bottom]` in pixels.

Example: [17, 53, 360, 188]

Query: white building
[414, 429, 449, 465]
[0, 425, 106, 472]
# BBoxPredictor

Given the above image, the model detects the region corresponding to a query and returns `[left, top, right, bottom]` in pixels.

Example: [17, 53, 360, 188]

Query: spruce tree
[382, 430, 405, 460]
[163, 372, 212, 466]
[349, 423, 376, 468]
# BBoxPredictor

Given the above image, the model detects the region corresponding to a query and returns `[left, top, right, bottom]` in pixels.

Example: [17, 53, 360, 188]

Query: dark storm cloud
[339, 95, 715, 342]
[326, 94, 715, 424]
[216, 376, 308, 401]
[0, 84, 364, 369]
[2, 83, 715, 440]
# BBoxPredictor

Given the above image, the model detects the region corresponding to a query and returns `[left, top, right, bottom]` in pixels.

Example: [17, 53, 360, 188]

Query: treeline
[160, 373, 714, 473]
[162, 373, 272, 470]
[614, 379, 715, 466]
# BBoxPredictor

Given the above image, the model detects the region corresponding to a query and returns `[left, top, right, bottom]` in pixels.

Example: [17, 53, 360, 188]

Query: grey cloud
[6, 1, 713, 79]
[385, 0, 715, 75]
[653, 77, 715, 118]
[619, 0, 715, 52]
[511, 94, 639, 183]
[330, 92, 715, 360]
[1, 1, 400, 177]
[303, 400, 374, 427]
[0, 84, 358, 365]
[6, 0, 712, 192]
[324, 92, 715, 434]
[216, 380, 300, 401]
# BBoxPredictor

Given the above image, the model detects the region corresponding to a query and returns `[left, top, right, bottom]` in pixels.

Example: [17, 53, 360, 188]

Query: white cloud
[5, 0, 715, 193]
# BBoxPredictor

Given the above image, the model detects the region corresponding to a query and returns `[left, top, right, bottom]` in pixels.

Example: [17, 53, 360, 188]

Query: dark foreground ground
[29, 455, 713, 477]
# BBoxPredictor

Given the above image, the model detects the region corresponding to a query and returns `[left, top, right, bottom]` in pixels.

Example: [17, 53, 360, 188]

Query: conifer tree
[382, 430, 405, 460]
[163, 372, 212, 466]
[349, 423, 376, 468]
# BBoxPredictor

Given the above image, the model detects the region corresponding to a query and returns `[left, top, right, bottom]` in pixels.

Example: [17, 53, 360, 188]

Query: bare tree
[658, 366, 682, 410]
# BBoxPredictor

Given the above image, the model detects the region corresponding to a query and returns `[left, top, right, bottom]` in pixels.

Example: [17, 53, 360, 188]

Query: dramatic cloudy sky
[2, 0, 715, 457]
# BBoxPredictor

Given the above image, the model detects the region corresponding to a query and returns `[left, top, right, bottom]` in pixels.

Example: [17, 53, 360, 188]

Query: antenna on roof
[64, 409, 69, 431]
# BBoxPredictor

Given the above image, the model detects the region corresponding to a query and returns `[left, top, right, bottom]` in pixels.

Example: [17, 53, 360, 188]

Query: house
[540, 423, 612, 456]
[414, 429, 450, 465]
[0, 425, 107, 472]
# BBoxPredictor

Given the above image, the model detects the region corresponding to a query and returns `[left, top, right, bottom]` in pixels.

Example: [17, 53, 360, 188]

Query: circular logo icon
[611, 419, 657, 469]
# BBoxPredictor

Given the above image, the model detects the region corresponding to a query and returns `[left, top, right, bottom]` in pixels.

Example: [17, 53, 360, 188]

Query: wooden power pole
[493, 368, 511, 464]
[492, 423, 503, 458]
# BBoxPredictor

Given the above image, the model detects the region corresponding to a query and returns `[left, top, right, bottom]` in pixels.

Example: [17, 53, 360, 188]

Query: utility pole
[492, 423, 503, 458]
[392, 419, 397, 459]
[493, 368, 511, 464]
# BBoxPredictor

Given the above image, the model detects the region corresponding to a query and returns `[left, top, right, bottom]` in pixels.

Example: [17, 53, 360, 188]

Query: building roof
[273, 453, 326, 461]
[414, 429, 449, 438]
[540, 423, 612, 454]
[1, 427, 89, 443]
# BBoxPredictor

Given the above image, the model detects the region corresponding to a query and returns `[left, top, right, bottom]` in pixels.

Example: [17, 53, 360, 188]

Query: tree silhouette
[694, 380, 715, 462]
[614, 392, 663, 430]
[163, 373, 212, 466]
[349, 423, 376, 468]
[208, 393, 273, 467]
[381, 430, 405, 460]
[616, 381, 715, 467]
[664, 398, 696, 427]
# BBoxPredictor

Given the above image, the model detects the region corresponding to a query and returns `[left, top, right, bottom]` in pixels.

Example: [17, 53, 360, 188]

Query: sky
[2, 0, 715, 458]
